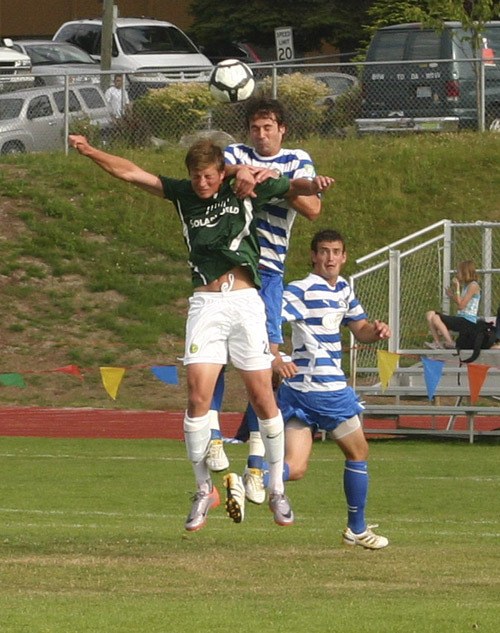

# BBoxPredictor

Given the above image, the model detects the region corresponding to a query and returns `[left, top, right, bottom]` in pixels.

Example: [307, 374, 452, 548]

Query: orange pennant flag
[467, 363, 490, 404]
[377, 350, 399, 391]
[100, 367, 126, 400]
[53, 365, 84, 380]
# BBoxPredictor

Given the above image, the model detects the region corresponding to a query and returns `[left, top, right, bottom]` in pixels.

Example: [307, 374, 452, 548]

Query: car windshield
[23, 43, 96, 66]
[117, 25, 198, 55]
[318, 75, 355, 94]
[0, 99, 23, 120]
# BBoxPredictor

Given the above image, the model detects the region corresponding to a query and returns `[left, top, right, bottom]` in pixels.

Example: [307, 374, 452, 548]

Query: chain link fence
[350, 221, 500, 381]
[1, 55, 499, 155]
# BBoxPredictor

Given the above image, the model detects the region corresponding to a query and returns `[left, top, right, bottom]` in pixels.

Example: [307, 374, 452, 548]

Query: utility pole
[101, 0, 115, 91]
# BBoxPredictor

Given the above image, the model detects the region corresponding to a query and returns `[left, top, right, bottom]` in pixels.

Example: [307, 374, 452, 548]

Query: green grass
[0, 133, 499, 410]
[0, 436, 499, 632]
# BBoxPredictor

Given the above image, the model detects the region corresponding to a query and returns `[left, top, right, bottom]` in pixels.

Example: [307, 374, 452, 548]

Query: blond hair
[457, 260, 478, 284]
[185, 139, 225, 173]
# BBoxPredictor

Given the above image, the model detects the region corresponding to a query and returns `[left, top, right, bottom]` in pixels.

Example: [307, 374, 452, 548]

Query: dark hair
[185, 139, 225, 173]
[310, 229, 346, 252]
[244, 97, 287, 129]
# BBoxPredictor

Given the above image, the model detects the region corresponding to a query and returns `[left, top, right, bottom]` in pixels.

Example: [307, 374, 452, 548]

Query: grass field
[1, 436, 499, 632]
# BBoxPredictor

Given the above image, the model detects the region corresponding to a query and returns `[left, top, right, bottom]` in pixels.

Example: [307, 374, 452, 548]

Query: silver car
[0, 84, 112, 153]
[11, 40, 100, 87]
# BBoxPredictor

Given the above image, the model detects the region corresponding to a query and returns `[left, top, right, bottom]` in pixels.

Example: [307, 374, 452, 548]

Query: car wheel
[1, 141, 26, 154]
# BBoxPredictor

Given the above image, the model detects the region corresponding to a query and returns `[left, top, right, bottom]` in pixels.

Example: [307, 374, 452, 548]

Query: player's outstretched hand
[313, 175, 335, 192]
[68, 134, 91, 155]
[373, 320, 391, 340]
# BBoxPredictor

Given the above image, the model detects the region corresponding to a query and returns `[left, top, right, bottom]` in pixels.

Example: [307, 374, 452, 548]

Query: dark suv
[356, 21, 500, 133]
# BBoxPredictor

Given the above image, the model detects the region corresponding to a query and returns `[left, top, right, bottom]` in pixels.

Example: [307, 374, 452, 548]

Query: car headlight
[15, 60, 31, 69]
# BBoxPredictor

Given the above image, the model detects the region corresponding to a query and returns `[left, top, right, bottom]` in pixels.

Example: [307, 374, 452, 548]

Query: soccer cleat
[342, 524, 389, 550]
[185, 486, 220, 532]
[243, 467, 266, 504]
[224, 473, 245, 523]
[206, 438, 230, 472]
[268, 492, 294, 526]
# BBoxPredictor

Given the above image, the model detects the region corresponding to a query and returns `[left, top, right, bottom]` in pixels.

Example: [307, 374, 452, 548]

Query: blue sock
[344, 460, 368, 534]
[283, 462, 290, 482]
[263, 460, 270, 488]
[210, 368, 225, 411]
[248, 454, 263, 469]
[210, 429, 222, 440]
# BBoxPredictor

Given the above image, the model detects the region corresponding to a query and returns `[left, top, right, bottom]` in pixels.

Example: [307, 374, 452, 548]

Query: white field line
[0, 452, 185, 461]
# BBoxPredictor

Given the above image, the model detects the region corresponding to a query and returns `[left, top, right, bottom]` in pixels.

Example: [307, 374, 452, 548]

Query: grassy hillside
[0, 132, 498, 411]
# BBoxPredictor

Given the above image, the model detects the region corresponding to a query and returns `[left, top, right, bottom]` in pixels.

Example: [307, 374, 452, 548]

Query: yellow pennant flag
[100, 367, 126, 400]
[377, 350, 399, 390]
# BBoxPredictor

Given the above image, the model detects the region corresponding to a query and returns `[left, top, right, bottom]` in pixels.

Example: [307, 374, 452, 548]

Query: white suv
[0, 38, 34, 92]
[53, 17, 213, 98]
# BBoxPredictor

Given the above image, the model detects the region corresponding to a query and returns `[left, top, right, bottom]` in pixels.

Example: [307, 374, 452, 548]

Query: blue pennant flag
[421, 356, 444, 400]
[151, 365, 179, 385]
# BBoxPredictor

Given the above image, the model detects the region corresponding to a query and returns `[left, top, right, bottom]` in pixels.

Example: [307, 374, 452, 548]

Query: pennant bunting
[151, 365, 179, 385]
[377, 350, 399, 390]
[52, 365, 84, 380]
[421, 356, 445, 400]
[100, 367, 126, 401]
[0, 373, 26, 388]
[466, 364, 490, 404]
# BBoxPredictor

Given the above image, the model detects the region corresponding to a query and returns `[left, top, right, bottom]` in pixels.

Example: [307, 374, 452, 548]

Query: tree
[188, 0, 373, 58]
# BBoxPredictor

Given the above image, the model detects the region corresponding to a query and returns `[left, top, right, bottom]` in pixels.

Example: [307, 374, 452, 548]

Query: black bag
[457, 310, 499, 363]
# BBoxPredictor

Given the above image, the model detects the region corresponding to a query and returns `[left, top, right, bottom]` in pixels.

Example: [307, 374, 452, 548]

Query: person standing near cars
[105, 74, 130, 118]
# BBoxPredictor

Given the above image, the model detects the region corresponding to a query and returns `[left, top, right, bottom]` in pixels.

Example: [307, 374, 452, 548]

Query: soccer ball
[208, 59, 255, 103]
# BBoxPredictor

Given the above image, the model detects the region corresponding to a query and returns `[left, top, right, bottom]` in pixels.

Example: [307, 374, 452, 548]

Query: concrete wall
[0, 1, 192, 38]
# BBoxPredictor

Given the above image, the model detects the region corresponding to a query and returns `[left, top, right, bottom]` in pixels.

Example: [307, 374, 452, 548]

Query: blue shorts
[277, 384, 365, 433]
[259, 268, 284, 345]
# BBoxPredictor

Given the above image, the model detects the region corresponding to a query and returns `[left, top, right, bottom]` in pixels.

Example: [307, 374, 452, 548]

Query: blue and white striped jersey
[282, 273, 367, 392]
[224, 144, 316, 275]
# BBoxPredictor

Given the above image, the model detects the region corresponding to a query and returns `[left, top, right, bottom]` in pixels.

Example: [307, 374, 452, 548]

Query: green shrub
[132, 82, 217, 141]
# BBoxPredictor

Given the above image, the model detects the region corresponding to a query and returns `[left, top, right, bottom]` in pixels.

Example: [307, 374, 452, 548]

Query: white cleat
[243, 467, 266, 504]
[223, 473, 245, 523]
[206, 438, 230, 472]
[342, 524, 389, 550]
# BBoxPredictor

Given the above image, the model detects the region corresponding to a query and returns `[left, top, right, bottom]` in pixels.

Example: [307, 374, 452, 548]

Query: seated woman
[425, 260, 481, 350]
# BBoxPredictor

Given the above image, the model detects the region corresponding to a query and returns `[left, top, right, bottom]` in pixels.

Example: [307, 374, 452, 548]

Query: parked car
[0, 37, 34, 92]
[312, 71, 359, 107]
[201, 41, 261, 65]
[0, 84, 112, 153]
[53, 17, 213, 98]
[11, 39, 100, 87]
[356, 21, 500, 133]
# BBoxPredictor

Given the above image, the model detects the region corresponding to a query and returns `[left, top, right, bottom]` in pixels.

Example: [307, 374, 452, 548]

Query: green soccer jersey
[160, 175, 290, 288]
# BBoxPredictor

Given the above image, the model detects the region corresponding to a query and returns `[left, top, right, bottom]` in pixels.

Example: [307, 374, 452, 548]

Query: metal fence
[0, 55, 499, 155]
[349, 220, 500, 379]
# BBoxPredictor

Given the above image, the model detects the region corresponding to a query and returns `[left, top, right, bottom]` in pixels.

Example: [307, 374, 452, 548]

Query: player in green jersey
[69, 134, 333, 531]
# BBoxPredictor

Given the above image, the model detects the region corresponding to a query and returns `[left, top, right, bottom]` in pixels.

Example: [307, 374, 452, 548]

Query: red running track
[0, 407, 498, 440]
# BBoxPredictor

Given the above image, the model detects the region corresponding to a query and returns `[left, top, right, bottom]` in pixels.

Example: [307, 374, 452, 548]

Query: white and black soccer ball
[208, 59, 255, 103]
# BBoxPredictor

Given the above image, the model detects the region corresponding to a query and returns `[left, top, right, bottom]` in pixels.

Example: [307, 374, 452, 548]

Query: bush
[132, 82, 218, 141]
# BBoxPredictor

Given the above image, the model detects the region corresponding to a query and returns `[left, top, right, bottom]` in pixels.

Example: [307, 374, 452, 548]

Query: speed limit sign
[275, 27, 295, 62]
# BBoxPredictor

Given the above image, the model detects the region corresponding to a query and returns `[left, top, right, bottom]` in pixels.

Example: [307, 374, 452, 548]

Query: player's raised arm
[68, 135, 164, 197]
